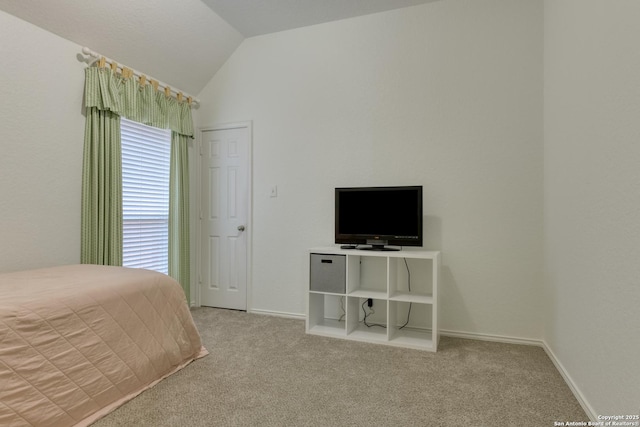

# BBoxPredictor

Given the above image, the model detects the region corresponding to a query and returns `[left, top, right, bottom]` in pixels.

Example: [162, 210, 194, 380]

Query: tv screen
[335, 186, 423, 250]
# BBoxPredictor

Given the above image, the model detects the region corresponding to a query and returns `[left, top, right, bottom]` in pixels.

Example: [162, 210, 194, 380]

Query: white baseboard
[540, 341, 597, 422]
[440, 329, 543, 347]
[248, 308, 306, 320]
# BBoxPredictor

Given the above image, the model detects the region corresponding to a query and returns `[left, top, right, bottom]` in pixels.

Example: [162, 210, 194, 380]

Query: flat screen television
[335, 186, 423, 251]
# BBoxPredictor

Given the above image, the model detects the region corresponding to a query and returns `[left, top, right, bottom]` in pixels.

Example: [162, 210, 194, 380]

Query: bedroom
[0, 0, 638, 425]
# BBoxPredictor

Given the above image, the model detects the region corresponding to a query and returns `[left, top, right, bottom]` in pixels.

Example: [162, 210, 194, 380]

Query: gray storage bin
[310, 253, 346, 293]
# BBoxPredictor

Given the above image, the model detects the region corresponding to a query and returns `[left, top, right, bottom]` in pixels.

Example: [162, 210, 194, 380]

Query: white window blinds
[121, 118, 171, 274]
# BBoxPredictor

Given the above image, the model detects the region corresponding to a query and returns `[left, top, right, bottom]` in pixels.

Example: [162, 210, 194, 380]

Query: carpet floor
[92, 307, 587, 426]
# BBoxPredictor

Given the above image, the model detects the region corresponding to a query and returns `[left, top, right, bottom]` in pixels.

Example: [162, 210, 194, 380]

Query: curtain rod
[81, 47, 200, 106]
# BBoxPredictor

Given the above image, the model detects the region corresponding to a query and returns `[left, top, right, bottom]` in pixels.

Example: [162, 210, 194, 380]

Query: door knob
[237, 225, 245, 232]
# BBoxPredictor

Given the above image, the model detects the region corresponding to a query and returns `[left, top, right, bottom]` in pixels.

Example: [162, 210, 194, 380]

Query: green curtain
[81, 66, 194, 299]
[81, 107, 122, 266]
[169, 132, 191, 298]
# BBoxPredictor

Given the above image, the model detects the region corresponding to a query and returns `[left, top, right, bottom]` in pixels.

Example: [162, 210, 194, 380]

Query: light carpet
[92, 307, 587, 426]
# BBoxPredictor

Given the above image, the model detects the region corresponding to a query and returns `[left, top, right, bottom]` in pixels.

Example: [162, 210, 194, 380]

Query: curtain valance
[84, 67, 194, 138]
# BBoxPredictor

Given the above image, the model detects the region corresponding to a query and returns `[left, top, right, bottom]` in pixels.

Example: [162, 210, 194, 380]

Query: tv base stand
[358, 245, 400, 251]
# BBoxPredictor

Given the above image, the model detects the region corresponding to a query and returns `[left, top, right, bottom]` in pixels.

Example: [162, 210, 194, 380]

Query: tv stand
[306, 247, 441, 351]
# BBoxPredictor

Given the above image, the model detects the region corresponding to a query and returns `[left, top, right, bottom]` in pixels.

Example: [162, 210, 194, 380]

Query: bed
[0, 264, 207, 427]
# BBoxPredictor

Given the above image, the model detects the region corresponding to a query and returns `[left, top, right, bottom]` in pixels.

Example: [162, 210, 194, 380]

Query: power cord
[361, 299, 386, 328]
[399, 258, 412, 330]
[338, 296, 345, 322]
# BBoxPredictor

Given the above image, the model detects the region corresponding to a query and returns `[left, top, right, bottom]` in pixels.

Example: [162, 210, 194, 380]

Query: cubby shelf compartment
[346, 296, 387, 343]
[307, 292, 346, 337]
[306, 247, 441, 352]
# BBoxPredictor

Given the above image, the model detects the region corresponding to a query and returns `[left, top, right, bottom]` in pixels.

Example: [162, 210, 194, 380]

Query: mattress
[0, 264, 207, 427]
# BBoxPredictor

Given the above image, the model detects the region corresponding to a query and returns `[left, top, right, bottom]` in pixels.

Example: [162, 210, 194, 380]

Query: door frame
[194, 121, 253, 310]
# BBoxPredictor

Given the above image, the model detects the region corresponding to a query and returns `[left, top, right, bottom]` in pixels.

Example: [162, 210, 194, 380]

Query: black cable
[362, 299, 386, 328]
[399, 258, 412, 330]
[403, 258, 412, 292]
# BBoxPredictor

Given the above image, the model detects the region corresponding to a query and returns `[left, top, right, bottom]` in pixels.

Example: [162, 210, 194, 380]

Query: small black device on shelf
[335, 186, 423, 251]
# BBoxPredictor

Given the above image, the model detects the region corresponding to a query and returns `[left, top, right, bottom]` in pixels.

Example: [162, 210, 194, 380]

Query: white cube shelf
[306, 247, 441, 352]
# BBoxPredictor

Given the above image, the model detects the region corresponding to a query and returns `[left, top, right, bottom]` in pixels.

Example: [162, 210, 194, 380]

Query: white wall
[2, 0, 636, 418]
[0, 11, 85, 272]
[544, 0, 640, 417]
[196, 0, 544, 339]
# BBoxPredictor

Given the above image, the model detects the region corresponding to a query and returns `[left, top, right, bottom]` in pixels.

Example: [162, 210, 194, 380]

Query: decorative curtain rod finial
[82, 46, 98, 57]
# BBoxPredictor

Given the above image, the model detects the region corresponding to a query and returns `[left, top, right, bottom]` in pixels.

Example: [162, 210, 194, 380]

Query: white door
[200, 125, 251, 310]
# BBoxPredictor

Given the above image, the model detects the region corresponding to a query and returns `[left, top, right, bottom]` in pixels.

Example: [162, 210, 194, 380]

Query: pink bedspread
[0, 264, 207, 427]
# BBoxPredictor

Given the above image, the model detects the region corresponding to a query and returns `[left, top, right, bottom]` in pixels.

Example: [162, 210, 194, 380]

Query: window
[121, 118, 171, 274]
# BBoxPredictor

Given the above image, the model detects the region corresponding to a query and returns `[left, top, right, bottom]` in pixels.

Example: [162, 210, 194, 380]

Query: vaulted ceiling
[0, 0, 437, 95]
[202, 0, 438, 37]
